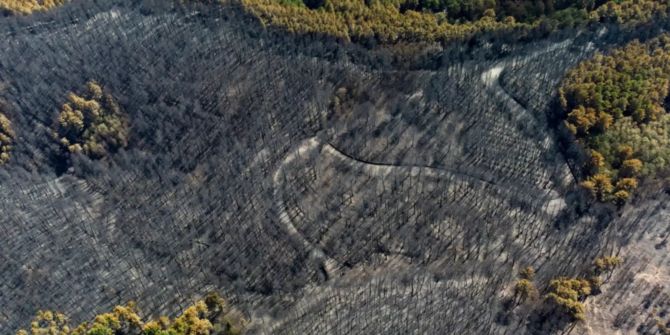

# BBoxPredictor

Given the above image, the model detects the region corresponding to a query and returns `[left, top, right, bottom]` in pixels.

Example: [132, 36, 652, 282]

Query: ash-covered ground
[0, 1, 669, 334]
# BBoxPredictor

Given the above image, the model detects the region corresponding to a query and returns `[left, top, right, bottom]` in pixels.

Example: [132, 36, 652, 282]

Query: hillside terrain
[1, 0, 670, 334]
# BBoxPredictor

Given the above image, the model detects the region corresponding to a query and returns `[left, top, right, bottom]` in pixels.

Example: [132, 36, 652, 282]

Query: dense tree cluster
[240, 0, 669, 44]
[545, 277, 593, 321]
[398, 0, 600, 22]
[559, 34, 670, 203]
[0, 0, 67, 14]
[593, 0, 669, 24]
[0, 112, 14, 165]
[54, 81, 129, 159]
[544, 256, 621, 322]
[241, 0, 526, 44]
[17, 293, 246, 335]
[509, 260, 619, 324]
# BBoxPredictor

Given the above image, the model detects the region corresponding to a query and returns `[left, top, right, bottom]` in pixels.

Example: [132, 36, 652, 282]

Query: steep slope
[0, 1, 669, 334]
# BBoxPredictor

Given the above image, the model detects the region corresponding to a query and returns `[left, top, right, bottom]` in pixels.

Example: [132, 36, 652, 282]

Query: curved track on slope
[481, 38, 574, 151]
[272, 138, 341, 277]
[270, 41, 578, 275]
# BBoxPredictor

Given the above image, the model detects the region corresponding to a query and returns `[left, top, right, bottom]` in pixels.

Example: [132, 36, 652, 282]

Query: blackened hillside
[1, 1, 669, 334]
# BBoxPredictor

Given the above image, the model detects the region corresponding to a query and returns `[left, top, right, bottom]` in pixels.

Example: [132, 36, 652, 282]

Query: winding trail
[480, 38, 578, 193]
[272, 137, 564, 280]
[326, 140, 566, 216]
[272, 138, 340, 277]
[325, 141, 485, 181]
[271, 40, 578, 281]
[481, 39, 574, 148]
[271, 137, 480, 278]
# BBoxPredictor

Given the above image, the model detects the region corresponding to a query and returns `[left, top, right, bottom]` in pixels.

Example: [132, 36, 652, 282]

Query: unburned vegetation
[0, 112, 14, 165]
[0, 1, 668, 335]
[17, 293, 246, 335]
[53, 81, 129, 159]
[560, 34, 670, 204]
[0, 0, 67, 14]
[240, 0, 670, 45]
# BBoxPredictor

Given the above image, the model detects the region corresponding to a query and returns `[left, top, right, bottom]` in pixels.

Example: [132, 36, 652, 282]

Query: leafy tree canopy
[0, 112, 14, 165]
[240, 0, 669, 44]
[0, 0, 67, 14]
[560, 34, 670, 204]
[17, 293, 246, 335]
[54, 81, 129, 159]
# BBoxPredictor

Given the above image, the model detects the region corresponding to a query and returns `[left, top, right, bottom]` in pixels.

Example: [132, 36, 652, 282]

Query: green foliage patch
[560, 34, 670, 203]
[54, 81, 129, 159]
[542, 256, 620, 322]
[0, 112, 14, 165]
[240, 0, 670, 45]
[0, 0, 68, 14]
[17, 293, 246, 335]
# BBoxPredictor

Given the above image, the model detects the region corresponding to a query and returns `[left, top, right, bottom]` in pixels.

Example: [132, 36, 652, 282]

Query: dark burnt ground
[0, 1, 668, 334]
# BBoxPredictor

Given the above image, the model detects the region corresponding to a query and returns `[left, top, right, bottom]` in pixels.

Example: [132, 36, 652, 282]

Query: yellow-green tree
[593, 256, 622, 277]
[54, 81, 129, 159]
[545, 277, 592, 321]
[543, 256, 622, 322]
[239, 0, 668, 46]
[16, 311, 70, 335]
[0, 0, 68, 14]
[0, 112, 14, 165]
[513, 266, 538, 304]
[560, 34, 670, 204]
[18, 293, 246, 335]
[580, 173, 613, 202]
[514, 279, 538, 303]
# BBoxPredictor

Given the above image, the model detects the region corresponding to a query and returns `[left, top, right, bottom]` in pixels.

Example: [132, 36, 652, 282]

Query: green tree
[560, 34, 670, 204]
[620, 159, 643, 177]
[593, 256, 622, 277]
[0, 112, 14, 165]
[54, 81, 129, 159]
[0, 0, 68, 14]
[18, 294, 246, 335]
[545, 277, 592, 321]
[514, 279, 538, 303]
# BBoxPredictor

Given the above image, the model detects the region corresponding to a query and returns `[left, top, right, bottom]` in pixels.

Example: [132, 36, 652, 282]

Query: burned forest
[1, 0, 670, 334]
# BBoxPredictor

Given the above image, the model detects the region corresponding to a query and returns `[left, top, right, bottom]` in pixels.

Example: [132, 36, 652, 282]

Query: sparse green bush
[54, 81, 129, 159]
[519, 266, 535, 281]
[514, 278, 538, 303]
[593, 255, 622, 276]
[513, 266, 538, 304]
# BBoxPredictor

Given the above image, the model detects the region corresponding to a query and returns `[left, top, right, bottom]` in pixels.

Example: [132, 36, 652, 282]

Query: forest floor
[0, 1, 669, 334]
